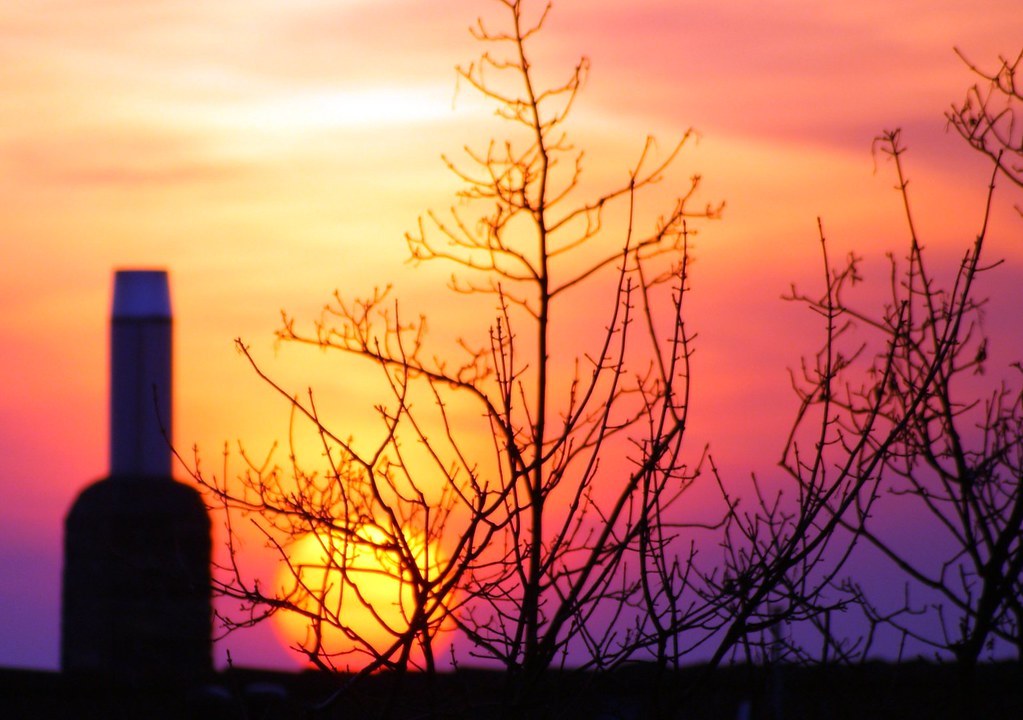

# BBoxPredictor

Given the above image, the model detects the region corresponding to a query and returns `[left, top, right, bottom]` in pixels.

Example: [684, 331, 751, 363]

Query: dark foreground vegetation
[3, 662, 1021, 720]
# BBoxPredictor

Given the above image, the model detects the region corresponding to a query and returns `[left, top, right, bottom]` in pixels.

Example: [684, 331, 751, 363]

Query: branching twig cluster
[785, 129, 1022, 695]
[180, 3, 1023, 717]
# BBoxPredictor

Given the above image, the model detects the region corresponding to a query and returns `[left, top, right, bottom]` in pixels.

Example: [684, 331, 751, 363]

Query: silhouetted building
[62, 270, 211, 686]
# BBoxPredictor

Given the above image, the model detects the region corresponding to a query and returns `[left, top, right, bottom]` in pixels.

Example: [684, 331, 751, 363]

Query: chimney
[110, 269, 173, 478]
[62, 269, 211, 686]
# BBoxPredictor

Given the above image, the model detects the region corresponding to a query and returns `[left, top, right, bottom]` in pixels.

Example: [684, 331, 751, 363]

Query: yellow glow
[271, 526, 446, 669]
[180, 85, 455, 136]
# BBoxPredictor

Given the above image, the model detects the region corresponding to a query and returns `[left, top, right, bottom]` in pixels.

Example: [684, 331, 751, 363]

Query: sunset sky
[2, 0, 1022, 671]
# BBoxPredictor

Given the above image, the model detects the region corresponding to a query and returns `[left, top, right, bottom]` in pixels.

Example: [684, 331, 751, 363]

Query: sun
[271, 525, 448, 669]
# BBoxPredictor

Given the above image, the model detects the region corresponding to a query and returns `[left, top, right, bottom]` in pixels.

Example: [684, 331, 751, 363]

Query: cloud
[3, 128, 251, 190]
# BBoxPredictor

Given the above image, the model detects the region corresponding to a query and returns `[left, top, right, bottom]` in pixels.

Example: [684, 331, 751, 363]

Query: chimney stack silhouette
[62, 269, 211, 685]
[109, 269, 173, 478]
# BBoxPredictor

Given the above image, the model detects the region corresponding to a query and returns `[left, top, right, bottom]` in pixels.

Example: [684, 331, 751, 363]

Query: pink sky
[2, 0, 1022, 671]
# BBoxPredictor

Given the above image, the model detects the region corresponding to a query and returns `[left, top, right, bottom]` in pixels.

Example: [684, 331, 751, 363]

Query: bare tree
[948, 48, 1023, 197]
[785, 128, 1022, 702]
[189, 0, 726, 715]
[687, 206, 911, 675]
[187, 6, 1023, 719]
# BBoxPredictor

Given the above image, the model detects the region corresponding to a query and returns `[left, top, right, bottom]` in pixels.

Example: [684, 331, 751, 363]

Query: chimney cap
[113, 269, 171, 319]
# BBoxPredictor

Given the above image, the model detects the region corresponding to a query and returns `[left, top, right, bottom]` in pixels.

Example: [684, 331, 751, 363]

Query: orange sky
[2, 0, 1022, 671]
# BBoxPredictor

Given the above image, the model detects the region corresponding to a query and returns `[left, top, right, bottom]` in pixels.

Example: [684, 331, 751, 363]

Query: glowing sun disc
[271, 527, 448, 669]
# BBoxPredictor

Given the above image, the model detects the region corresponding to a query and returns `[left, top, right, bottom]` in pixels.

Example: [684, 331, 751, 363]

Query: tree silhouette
[785, 128, 1022, 702]
[184, 1, 1023, 715]
[191, 0, 726, 714]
